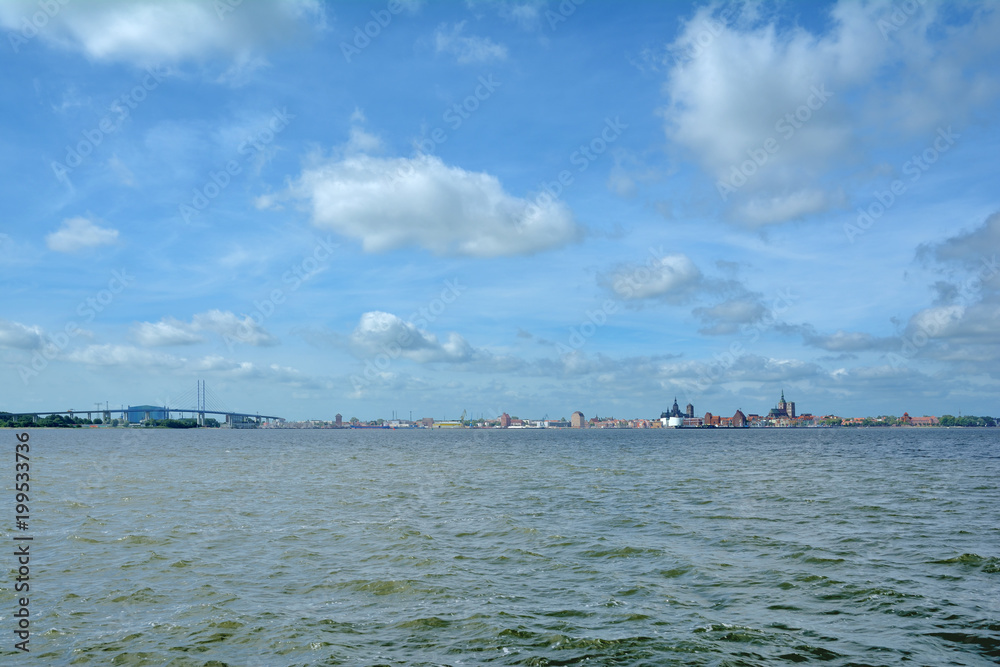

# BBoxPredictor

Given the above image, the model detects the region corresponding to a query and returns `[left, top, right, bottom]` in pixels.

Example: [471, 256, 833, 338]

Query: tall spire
[780, 389, 785, 402]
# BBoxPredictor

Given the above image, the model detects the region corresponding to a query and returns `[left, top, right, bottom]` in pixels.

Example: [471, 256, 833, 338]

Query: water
[4, 427, 999, 665]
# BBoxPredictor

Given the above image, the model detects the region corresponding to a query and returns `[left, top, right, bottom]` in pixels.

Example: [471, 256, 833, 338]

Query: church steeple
[668, 397, 683, 418]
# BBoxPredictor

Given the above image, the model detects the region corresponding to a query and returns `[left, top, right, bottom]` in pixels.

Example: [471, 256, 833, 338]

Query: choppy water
[3, 427, 999, 665]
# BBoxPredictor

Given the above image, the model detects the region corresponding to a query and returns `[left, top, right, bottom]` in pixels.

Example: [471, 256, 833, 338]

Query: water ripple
[4, 427, 998, 666]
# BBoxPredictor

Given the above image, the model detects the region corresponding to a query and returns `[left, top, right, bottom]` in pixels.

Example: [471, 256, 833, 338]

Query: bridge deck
[2, 409, 283, 420]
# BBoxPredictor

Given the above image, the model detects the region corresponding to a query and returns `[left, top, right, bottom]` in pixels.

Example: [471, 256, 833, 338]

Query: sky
[2, 0, 999, 422]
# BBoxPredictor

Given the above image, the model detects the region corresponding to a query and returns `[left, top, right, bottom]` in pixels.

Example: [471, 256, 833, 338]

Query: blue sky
[2, 0, 999, 422]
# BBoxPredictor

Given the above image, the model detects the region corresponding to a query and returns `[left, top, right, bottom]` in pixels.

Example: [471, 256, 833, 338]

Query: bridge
[2, 381, 284, 429]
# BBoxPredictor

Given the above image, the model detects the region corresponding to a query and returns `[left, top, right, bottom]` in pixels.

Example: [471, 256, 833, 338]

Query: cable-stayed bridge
[2, 381, 283, 428]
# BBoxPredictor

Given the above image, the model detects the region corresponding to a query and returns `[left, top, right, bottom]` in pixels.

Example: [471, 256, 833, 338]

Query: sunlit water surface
[4, 427, 999, 666]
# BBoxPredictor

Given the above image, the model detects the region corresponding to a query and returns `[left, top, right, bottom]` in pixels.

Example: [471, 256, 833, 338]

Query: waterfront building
[571, 411, 586, 428]
[126, 404, 166, 424]
[661, 397, 684, 419]
[768, 390, 797, 420]
[686, 403, 694, 418]
[661, 397, 685, 427]
[499, 413, 512, 428]
[903, 413, 939, 426]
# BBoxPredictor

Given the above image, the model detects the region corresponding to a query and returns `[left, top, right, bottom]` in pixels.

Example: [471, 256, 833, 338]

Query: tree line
[0, 413, 221, 428]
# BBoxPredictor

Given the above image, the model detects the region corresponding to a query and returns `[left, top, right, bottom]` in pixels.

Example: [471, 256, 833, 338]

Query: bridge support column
[103, 411, 111, 425]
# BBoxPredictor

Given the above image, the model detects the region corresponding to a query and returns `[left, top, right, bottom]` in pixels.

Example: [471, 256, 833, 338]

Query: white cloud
[663, 1, 1000, 226]
[736, 189, 836, 226]
[434, 21, 508, 63]
[275, 153, 580, 257]
[132, 310, 277, 347]
[921, 211, 1000, 278]
[0, 319, 45, 350]
[196, 310, 279, 347]
[45, 217, 119, 253]
[694, 299, 767, 335]
[351, 311, 475, 363]
[783, 324, 899, 353]
[603, 253, 706, 303]
[132, 318, 205, 346]
[0, 0, 323, 66]
[64, 345, 321, 388]
[345, 126, 383, 155]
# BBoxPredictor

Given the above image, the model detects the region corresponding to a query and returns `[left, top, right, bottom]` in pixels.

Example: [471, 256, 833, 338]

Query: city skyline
[2, 1, 1000, 422]
[1, 385, 973, 427]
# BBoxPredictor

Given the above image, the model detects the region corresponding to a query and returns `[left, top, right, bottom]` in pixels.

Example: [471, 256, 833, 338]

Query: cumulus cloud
[919, 211, 1000, 283]
[64, 344, 322, 388]
[345, 125, 383, 155]
[893, 213, 1000, 371]
[778, 323, 899, 352]
[0, 319, 45, 350]
[694, 299, 767, 335]
[351, 311, 475, 363]
[904, 302, 996, 345]
[132, 318, 205, 346]
[663, 1, 1000, 225]
[132, 310, 277, 347]
[602, 253, 706, 303]
[0, 0, 323, 66]
[192, 310, 278, 347]
[273, 153, 580, 257]
[45, 217, 119, 253]
[434, 21, 508, 63]
[736, 189, 836, 226]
